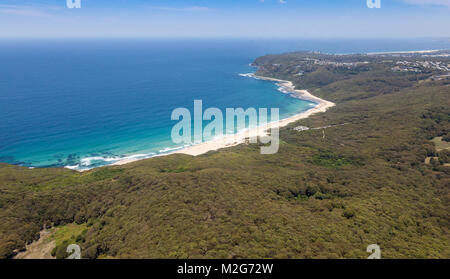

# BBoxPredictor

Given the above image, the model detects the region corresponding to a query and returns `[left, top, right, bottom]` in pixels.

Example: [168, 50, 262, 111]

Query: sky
[0, 0, 449, 38]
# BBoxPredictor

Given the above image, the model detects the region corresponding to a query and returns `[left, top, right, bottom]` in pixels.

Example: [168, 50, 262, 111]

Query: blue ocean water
[1, 38, 449, 170]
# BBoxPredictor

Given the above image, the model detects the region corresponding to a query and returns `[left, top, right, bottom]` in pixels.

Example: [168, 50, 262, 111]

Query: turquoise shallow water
[0, 39, 314, 170]
[1, 38, 449, 170]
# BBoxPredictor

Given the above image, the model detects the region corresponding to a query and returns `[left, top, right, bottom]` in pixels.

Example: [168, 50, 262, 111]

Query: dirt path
[14, 230, 56, 259]
[432, 137, 450, 152]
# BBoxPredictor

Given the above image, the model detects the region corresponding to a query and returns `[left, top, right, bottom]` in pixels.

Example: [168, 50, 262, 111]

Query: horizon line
[0, 36, 450, 40]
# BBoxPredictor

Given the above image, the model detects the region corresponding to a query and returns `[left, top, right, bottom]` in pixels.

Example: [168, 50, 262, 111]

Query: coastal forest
[0, 51, 449, 259]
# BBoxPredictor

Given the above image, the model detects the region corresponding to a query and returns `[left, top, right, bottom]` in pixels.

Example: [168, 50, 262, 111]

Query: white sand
[367, 49, 443, 55]
[112, 75, 335, 165]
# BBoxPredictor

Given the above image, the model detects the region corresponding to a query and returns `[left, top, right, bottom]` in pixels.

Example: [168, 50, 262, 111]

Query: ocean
[1, 38, 449, 170]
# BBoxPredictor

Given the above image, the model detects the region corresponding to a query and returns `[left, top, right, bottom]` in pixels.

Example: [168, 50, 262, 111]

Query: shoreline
[111, 74, 335, 167]
[366, 49, 445, 55]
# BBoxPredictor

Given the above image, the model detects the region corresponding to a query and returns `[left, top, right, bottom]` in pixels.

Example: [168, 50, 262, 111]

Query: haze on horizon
[0, 0, 450, 38]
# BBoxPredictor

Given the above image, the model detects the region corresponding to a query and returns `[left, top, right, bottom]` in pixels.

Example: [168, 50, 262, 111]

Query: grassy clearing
[49, 223, 87, 259]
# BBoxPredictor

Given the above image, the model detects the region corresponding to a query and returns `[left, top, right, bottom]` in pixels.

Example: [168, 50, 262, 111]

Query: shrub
[343, 208, 356, 219]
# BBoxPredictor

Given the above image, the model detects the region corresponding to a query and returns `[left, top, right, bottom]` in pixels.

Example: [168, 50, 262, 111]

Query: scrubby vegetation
[0, 52, 449, 259]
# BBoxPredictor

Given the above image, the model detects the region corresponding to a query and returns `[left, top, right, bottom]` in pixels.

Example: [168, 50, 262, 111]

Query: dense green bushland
[0, 53, 449, 258]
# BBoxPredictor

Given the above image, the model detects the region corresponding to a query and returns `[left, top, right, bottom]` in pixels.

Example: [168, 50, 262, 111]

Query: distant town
[254, 50, 450, 84]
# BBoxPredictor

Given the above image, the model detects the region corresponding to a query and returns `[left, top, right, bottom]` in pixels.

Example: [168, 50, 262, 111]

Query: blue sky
[0, 0, 449, 38]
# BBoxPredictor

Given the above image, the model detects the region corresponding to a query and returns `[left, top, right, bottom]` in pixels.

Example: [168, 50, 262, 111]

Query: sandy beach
[112, 74, 335, 166]
[366, 49, 443, 55]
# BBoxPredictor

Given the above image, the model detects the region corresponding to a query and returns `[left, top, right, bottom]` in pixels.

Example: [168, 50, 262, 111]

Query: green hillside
[1, 52, 449, 259]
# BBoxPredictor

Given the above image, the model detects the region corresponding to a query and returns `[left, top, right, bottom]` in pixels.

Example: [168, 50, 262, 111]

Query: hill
[1, 52, 449, 259]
